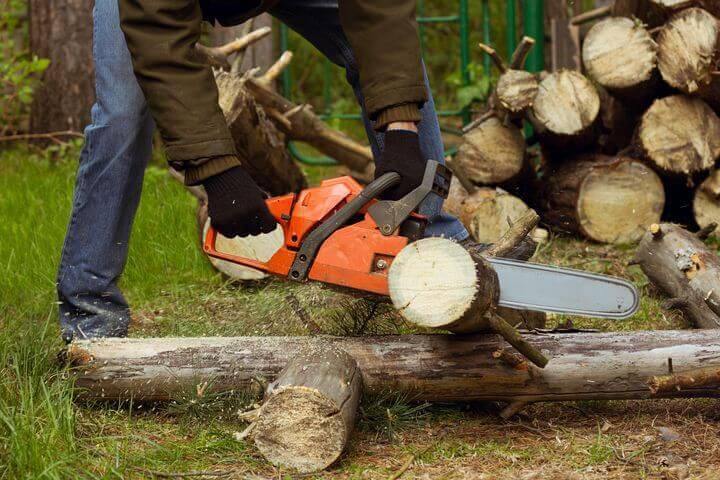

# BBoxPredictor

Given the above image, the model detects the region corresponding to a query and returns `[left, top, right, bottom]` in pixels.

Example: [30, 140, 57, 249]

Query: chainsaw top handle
[288, 160, 451, 281]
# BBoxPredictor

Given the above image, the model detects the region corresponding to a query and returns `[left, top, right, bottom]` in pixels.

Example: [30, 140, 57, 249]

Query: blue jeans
[57, 0, 468, 340]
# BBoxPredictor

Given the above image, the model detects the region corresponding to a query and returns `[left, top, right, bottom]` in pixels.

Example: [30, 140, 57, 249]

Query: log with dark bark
[597, 87, 642, 154]
[29, 0, 94, 134]
[693, 168, 720, 234]
[582, 17, 658, 102]
[637, 95, 720, 178]
[538, 154, 665, 244]
[250, 344, 362, 473]
[67, 330, 720, 402]
[531, 70, 601, 151]
[572, 1, 696, 27]
[633, 223, 720, 328]
[657, 8, 720, 109]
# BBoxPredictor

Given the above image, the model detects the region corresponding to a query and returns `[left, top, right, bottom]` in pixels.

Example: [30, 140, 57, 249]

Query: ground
[1, 144, 718, 479]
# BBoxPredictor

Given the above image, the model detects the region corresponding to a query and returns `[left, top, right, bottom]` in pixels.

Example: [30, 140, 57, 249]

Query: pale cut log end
[582, 17, 657, 94]
[465, 188, 532, 244]
[388, 238, 498, 332]
[693, 169, 720, 236]
[639, 95, 720, 175]
[496, 70, 538, 113]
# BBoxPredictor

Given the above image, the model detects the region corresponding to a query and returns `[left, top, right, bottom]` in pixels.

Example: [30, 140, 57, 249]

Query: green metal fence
[279, 0, 545, 165]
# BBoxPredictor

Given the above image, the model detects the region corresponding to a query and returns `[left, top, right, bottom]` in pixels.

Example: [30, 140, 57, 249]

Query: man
[57, 0, 470, 342]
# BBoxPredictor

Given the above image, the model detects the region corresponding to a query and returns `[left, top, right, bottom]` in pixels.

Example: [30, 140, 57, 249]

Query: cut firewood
[597, 86, 642, 154]
[538, 154, 665, 244]
[215, 71, 307, 195]
[693, 169, 720, 235]
[387, 237, 500, 334]
[465, 188, 533, 245]
[67, 330, 720, 402]
[633, 223, 720, 328]
[582, 17, 658, 102]
[454, 116, 527, 186]
[250, 343, 361, 473]
[657, 8, 720, 108]
[496, 70, 539, 117]
[638, 95, 720, 177]
[531, 70, 601, 151]
[572, 1, 696, 27]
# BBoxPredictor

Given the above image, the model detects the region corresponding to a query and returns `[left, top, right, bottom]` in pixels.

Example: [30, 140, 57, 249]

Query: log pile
[453, 5, 720, 246]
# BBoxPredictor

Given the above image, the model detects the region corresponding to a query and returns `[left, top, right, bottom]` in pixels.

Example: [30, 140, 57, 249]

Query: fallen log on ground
[249, 343, 361, 473]
[538, 154, 665, 244]
[637, 95, 720, 179]
[67, 330, 720, 402]
[633, 223, 720, 329]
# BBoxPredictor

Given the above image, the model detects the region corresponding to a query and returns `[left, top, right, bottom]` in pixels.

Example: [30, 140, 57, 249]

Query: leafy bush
[0, 0, 49, 136]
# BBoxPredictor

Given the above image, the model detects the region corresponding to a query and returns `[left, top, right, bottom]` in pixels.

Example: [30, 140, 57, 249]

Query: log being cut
[67, 330, 720, 403]
[538, 154, 665, 243]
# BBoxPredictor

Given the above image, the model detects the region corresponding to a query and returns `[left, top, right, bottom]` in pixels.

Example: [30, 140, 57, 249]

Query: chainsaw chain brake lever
[368, 160, 452, 236]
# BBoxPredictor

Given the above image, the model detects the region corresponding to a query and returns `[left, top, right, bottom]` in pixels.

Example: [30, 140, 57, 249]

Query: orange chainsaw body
[203, 176, 414, 295]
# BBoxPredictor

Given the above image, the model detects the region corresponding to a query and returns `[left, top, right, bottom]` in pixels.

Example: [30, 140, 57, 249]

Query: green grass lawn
[0, 144, 718, 479]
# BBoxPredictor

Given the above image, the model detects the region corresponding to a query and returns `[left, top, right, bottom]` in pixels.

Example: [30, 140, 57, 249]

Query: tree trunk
[29, 0, 94, 134]
[538, 154, 665, 243]
[693, 169, 720, 235]
[633, 223, 720, 329]
[637, 95, 720, 178]
[67, 330, 720, 402]
[531, 70, 601, 151]
[657, 8, 720, 110]
[215, 71, 307, 195]
[582, 17, 658, 103]
[250, 343, 361, 474]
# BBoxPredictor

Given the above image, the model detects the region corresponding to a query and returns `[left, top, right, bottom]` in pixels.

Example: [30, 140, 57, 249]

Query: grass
[1, 143, 719, 479]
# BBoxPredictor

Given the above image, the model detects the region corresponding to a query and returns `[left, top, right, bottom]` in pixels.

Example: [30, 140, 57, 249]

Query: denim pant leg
[269, 0, 468, 241]
[56, 0, 154, 341]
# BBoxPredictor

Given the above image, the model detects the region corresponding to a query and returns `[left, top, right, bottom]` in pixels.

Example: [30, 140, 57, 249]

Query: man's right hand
[202, 166, 278, 238]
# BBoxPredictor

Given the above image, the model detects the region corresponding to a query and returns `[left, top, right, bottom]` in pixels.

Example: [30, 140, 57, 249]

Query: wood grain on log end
[388, 238, 499, 333]
[465, 188, 532, 244]
[496, 70, 539, 114]
[693, 169, 720, 236]
[639, 95, 720, 176]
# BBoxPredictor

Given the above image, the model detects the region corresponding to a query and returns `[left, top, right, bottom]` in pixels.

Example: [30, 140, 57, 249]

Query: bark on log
[454, 117, 527, 186]
[597, 87, 642, 154]
[29, 0, 94, 134]
[250, 344, 362, 473]
[693, 168, 720, 235]
[582, 17, 658, 102]
[67, 330, 720, 402]
[244, 78, 372, 173]
[538, 154, 665, 243]
[657, 8, 720, 109]
[215, 72, 307, 195]
[531, 70, 601, 151]
[633, 223, 720, 328]
[387, 238, 500, 334]
[637, 95, 720, 178]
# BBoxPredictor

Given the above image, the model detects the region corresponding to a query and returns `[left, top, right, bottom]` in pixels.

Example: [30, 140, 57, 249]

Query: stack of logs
[451, 3, 720, 246]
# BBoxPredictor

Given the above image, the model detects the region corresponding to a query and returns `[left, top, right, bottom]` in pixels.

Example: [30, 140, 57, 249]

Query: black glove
[202, 166, 278, 238]
[374, 129, 426, 200]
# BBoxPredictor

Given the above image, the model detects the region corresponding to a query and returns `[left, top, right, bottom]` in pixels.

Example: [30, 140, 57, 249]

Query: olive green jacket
[118, 0, 428, 184]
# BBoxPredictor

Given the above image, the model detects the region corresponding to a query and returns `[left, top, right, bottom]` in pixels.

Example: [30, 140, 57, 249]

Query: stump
[633, 223, 720, 328]
[693, 169, 720, 235]
[531, 70, 601, 150]
[387, 237, 500, 334]
[454, 117, 527, 186]
[638, 95, 720, 177]
[582, 17, 658, 101]
[539, 155, 665, 244]
[657, 8, 720, 108]
[251, 344, 362, 473]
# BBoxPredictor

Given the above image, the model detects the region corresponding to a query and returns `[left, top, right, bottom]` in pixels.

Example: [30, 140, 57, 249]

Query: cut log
[464, 188, 533, 245]
[250, 344, 362, 473]
[597, 87, 642, 153]
[215, 71, 307, 195]
[637, 95, 720, 177]
[582, 17, 658, 102]
[531, 70, 601, 151]
[657, 8, 720, 109]
[693, 169, 720, 235]
[572, 1, 696, 27]
[387, 238, 500, 334]
[495, 70, 539, 117]
[67, 330, 720, 402]
[538, 154, 665, 243]
[633, 223, 720, 328]
[454, 116, 527, 186]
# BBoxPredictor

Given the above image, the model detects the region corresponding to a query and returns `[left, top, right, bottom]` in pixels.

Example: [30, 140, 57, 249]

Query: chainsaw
[204, 161, 639, 320]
